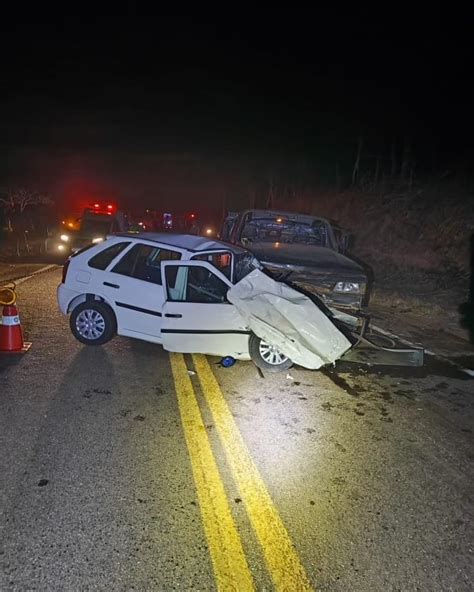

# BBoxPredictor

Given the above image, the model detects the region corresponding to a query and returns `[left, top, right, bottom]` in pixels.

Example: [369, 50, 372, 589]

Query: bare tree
[400, 136, 412, 184]
[352, 135, 364, 185]
[0, 188, 53, 255]
[266, 175, 276, 209]
[0, 187, 52, 215]
[390, 140, 398, 179]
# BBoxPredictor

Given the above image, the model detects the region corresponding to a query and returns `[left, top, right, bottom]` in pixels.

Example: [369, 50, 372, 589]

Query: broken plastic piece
[220, 356, 236, 368]
[187, 370, 196, 376]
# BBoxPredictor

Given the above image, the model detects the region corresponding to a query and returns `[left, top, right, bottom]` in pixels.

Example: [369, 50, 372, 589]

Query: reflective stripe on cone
[1, 315, 20, 326]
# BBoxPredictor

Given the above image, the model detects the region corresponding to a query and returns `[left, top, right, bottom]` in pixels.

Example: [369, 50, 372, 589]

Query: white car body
[57, 233, 255, 359]
[57, 232, 353, 368]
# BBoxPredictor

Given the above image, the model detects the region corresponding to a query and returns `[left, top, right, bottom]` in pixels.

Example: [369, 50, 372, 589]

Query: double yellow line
[170, 353, 314, 591]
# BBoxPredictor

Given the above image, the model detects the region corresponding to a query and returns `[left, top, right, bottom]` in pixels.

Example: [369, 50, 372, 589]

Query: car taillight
[62, 260, 70, 283]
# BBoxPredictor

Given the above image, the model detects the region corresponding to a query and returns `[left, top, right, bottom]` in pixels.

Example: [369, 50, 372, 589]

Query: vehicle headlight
[92, 237, 104, 244]
[60, 234, 69, 242]
[334, 281, 362, 293]
[57, 244, 66, 251]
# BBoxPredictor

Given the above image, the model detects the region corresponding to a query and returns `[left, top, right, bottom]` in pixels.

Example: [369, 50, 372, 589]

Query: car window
[191, 251, 232, 279]
[88, 242, 131, 270]
[112, 243, 181, 284]
[71, 243, 96, 258]
[234, 253, 261, 282]
[165, 265, 229, 303]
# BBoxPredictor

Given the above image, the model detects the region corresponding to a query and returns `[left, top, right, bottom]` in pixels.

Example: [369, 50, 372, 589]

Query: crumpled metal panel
[227, 269, 352, 369]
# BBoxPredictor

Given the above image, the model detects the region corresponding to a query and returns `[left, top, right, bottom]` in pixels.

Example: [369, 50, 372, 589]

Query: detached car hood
[247, 242, 365, 279]
[228, 269, 352, 370]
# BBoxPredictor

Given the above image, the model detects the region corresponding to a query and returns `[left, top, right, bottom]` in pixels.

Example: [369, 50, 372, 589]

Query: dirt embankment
[290, 188, 472, 289]
[303, 190, 474, 275]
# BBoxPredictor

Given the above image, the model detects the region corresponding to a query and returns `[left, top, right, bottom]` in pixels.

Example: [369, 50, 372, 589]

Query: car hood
[247, 242, 365, 277]
[228, 269, 353, 369]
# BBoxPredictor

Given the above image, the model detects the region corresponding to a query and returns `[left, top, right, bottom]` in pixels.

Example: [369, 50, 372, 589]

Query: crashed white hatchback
[57, 233, 353, 372]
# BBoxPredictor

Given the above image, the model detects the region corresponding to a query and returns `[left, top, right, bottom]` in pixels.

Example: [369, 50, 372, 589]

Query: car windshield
[233, 253, 262, 283]
[240, 216, 330, 247]
[80, 219, 113, 237]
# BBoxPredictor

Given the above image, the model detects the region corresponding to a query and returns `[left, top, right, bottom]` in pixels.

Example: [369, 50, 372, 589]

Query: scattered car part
[220, 356, 237, 368]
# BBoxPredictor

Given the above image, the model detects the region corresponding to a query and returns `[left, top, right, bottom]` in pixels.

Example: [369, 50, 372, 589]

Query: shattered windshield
[240, 216, 330, 247]
[233, 253, 262, 283]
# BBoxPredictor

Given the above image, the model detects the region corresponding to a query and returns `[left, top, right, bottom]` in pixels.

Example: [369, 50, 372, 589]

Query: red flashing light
[107, 204, 113, 210]
[94, 203, 100, 208]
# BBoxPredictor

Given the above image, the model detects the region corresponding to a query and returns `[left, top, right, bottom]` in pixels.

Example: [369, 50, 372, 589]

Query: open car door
[160, 261, 250, 359]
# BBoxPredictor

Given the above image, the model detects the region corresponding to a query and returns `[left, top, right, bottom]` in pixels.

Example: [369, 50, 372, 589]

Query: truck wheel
[249, 334, 293, 373]
[70, 301, 116, 345]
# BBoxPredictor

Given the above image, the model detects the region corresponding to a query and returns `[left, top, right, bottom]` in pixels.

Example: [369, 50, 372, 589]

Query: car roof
[112, 232, 248, 254]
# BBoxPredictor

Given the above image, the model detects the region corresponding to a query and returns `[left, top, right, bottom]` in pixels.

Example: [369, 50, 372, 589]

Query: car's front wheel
[70, 301, 116, 345]
[249, 334, 293, 373]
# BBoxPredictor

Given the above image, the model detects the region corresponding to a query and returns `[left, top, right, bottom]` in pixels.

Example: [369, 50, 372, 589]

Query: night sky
[0, 9, 472, 210]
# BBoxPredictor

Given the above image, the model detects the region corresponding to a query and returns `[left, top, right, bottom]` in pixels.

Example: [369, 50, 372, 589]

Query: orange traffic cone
[0, 304, 31, 353]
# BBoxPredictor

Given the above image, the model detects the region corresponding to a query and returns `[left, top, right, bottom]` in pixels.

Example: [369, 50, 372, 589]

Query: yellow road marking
[170, 353, 254, 591]
[193, 354, 314, 591]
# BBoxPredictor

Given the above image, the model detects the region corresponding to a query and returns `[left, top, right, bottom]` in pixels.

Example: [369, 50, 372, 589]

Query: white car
[57, 232, 295, 372]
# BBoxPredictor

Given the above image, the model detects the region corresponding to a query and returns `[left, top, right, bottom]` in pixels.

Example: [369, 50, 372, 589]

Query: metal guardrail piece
[342, 332, 424, 367]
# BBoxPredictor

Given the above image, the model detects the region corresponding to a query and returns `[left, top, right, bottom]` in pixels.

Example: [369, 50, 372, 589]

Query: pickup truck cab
[220, 209, 369, 311]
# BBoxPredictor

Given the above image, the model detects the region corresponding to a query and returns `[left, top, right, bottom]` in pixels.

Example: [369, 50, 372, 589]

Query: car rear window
[70, 243, 96, 258]
[88, 242, 131, 270]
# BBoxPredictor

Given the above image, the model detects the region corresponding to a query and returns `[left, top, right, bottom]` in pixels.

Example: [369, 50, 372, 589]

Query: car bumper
[261, 265, 368, 311]
[57, 284, 81, 315]
[323, 291, 365, 311]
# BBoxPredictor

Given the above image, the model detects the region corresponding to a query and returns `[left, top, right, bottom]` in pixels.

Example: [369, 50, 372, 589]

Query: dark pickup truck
[220, 209, 370, 311]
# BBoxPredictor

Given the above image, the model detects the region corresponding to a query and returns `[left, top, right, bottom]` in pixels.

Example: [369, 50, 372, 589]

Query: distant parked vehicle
[50, 202, 126, 257]
[220, 209, 370, 311]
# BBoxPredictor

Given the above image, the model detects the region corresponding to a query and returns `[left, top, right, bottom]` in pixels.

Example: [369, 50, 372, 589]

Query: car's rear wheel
[70, 301, 116, 345]
[249, 333, 293, 373]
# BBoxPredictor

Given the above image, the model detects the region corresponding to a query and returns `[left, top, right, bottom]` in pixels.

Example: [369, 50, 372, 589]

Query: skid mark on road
[170, 353, 255, 591]
[192, 354, 314, 591]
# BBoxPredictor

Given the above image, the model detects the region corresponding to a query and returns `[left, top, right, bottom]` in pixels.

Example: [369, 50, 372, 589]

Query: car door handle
[164, 313, 182, 318]
[103, 282, 120, 289]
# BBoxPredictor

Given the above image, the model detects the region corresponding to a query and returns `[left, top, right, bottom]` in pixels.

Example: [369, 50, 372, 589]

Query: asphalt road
[1, 268, 473, 591]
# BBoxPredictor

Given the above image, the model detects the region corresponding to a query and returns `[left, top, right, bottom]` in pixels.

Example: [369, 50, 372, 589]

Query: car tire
[70, 301, 116, 346]
[249, 333, 293, 373]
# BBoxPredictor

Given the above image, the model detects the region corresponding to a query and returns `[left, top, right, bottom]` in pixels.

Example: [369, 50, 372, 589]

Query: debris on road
[220, 356, 236, 368]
